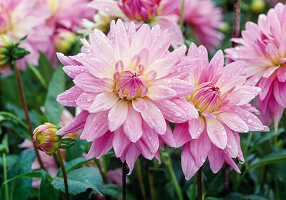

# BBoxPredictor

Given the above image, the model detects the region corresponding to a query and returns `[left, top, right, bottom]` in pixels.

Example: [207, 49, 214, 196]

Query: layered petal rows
[174, 43, 269, 180]
[225, 3, 286, 130]
[57, 20, 196, 173]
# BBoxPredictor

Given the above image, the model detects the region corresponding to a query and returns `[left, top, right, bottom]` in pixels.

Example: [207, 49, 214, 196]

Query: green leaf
[39, 171, 59, 200]
[44, 67, 66, 124]
[4, 171, 43, 184]
[52, 167, 102, 196]
[249, 150, 286, 169]
[38, 53, 55, 85]
[241, 195, 268, 200]
[27, 62, 47, 89]
[65, 139, 86, 161]
[100, 184, 136, 200]
[9, 150, 35, 200]
[0, 154, 18, 168]
[57, 157, 91, 176]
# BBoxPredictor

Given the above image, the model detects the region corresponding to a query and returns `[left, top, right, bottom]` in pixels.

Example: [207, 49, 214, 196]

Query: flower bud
[0, 35, 13, 68]
[251, 0, 265, 13]
[54, 30, 77, 53]
[33, 123, 60, 155]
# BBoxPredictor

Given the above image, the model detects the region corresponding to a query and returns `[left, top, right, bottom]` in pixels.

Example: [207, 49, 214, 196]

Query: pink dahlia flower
[176, 0, 224, 50]
[225, 3, 286, 130]
[89, 0, 184, 46]
[57, 20, 197, 174]
[174, 43, 269, 180]
[0, 0, 52, 72]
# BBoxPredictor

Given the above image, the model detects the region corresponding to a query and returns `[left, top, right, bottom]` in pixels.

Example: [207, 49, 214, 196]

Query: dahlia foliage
[2, 0, 286, 199]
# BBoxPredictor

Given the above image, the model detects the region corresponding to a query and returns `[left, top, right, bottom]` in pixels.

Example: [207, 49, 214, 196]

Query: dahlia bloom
[174, 43, 269, 180]
[57, 20, 197, 173]
[176, 0, 224, 50]
[225, 3, 286, 130]
[0, 0, 52, 72]
[89, 0, 184, 46]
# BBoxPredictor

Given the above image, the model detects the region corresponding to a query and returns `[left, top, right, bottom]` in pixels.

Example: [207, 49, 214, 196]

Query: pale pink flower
[57, 20, 197, 174]
[0, 0, 52, 72]
[225, 3, 286, 130]
[174, 43, 269, 180]
[89, 0, 184, 46]
[176, 0, 224, 50]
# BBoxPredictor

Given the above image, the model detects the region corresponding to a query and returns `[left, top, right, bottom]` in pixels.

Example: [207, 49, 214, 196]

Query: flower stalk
[180, 0, 185, 32]
[122, 162, 127, 200]
[148, 169, 156, 200]
[161, 152, 183, 200]
[136, 158, 147, 200]
[13, 62, 45, 170]
[197, 168, 202, 200]
[57, 149, 70, 200]
[232, 0, 241, 47]
[2, 153, 9, 200]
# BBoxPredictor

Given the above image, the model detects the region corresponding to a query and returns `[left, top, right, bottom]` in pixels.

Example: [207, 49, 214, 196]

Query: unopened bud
[54, 30, 77, 53]
[33, 123, 60, 155]
[251, 0, 265, 13]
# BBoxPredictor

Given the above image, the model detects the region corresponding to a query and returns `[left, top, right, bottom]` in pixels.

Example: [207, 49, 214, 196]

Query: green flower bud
[33, 123, 61, 155]
[251, 0, 265, 13]
[54, 31, 77, 53]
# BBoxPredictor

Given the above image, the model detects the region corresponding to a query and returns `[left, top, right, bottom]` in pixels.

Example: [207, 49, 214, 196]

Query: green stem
[122, 162, 127, 200]
[3, 153, 9, 200]
[136, 159, 147, 200]
[197, 168, 202, 200]
[148, 169, 156, 200]
[13, 62, 45, 170]
[161, 152, 183, 200]
[57, 150, 70, 200]
[94, 158, 108, 184]
[180, 0, 185, 33]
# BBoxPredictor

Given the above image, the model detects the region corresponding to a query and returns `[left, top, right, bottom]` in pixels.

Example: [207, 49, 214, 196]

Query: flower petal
[113, 127, 131, 157]
[181, 143, 199, 180]
[208, 144, 224, 173]
[57, 86, 82, 107]
[132, 98, 147, 112]
[206, 118, 227, 149]
[173, 123, 191, 148]
[219, 112, 249, 133]
[108, 100, 128, 131]
[80, 111, 109, 142]
[147, 85, 176, 101]
[57, 111, 88, 135]
[126, 144, 141, 175]
[123, 106, 143, 142]
[141, 100, 166, 134]
[89, 92, 119, 113]
[86, 132, 114, 159]
[188, 117, 205, 139]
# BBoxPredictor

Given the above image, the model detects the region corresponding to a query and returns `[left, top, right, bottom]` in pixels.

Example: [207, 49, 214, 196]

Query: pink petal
[159, 123, 176, 147]
[224, 156, 240, 173]
[123, 106, 143, 142]
[152, 79, 195, 97]
[208, 144, 224, 173]
[209, 50, 224, 71]
[188, 117, 205, 139]
[237, 86, 261, 106]
[57, 53, 77, 65]
[130, 24, 151, 55]
[63, 65, 87, 78]
[181, 143, 199, 180]
[148, 85, 176, 101]
[132, 98, 147, 112]
[76, 92, 97, 110]
[113, 20, 130, 62]
[113, 127, 131, 157]
[126, 144, 141, 175]
[173, 123, 191, 148]
[233, 132, 244, 162]
[274, 80, 286, 107]
[73, 73, 113, 93]
[57, 86, 82, 107]
[57, 111, 88, 135]
[89, 92, 119, 113]
[135, 139, 154, 160]
[148, 46, 186, 79]
[233, 107, 269, 132]
[206, 118, 227, 149]
[140, 122, 159, 153]
[171, 98, 199, 120]
[189, 132, 211, 168]
[80, 111, 109, 142]
[108, 100, 128, 131]
[224, 127, 238, 158]
[89, 28, 115, 64]
[277, 66, 286, 82]
[86, 132, 114, 159]
[141, 100, 166, 134]
[89, 0, 123, 17]
[219, 112, 249, 133]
